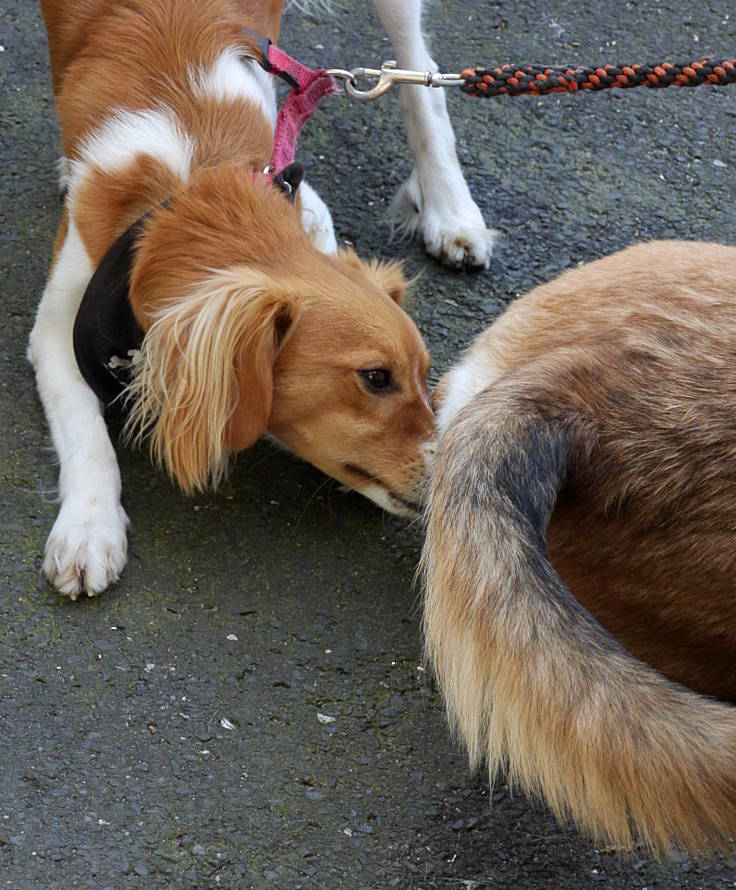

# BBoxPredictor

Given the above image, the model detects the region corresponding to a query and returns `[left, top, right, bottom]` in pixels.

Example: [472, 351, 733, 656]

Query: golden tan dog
[423, 241, 736, 855]
[29, 0, 435, 598]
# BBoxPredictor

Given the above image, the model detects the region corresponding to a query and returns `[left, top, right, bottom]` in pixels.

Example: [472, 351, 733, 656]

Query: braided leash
[330, 56, 736, 101]
[461, 58, 736, 98]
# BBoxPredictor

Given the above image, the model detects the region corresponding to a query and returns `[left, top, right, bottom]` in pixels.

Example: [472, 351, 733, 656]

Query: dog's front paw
[43, 499, 129, 599]
[390, 171, 496, 270]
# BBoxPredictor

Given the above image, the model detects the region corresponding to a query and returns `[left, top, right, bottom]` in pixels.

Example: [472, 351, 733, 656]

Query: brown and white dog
[29, 0, 496, 598]
[423, 241, 736, 855]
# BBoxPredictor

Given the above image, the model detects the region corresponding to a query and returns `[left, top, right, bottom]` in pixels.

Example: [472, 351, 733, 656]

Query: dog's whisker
[294, 475, 333, 527]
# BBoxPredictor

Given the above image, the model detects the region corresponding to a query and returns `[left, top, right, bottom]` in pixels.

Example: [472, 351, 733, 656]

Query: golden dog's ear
[226, 294, 296, 453]
[364, 258, 408, 304]
[339, 249, 408, 304]
[123, 269, 295, 493]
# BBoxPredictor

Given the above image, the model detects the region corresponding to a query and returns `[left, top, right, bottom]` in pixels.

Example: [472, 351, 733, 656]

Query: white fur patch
[56, 155, 71, 194]
[299, 181, 337, 253]
[29, 220, 128, 598]
[42, 423, 129, 599]
[189, 49, 277, 128]
[67, 106, 194, 201]
[360, 482, 416, 517]
[436, 348, 502, 435]
[28, 219, 93, 359]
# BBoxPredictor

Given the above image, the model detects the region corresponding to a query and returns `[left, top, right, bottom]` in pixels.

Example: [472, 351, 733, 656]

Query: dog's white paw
[390, 171, 496, 270]
[43, 499, 129, 599]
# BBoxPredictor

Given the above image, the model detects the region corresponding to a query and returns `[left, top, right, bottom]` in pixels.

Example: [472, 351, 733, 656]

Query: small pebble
[317, 713, 335, 724]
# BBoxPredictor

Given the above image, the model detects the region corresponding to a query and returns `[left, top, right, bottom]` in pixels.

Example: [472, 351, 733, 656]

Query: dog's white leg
[299, 181, 338, 253]
[28, 219, 128, 598]
[372, 0, 496, 269]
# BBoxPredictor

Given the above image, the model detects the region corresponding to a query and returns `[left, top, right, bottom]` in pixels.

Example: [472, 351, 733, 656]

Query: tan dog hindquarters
[423, 240, 736, 855]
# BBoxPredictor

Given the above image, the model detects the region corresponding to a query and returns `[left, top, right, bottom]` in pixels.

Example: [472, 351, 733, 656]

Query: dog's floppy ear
[226, 293, 296, 452]
[123, 269, 296, 493]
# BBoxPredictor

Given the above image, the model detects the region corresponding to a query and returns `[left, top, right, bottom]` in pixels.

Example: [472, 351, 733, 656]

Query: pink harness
[133, 14, 337, 195]
[250, 36, 338, 193]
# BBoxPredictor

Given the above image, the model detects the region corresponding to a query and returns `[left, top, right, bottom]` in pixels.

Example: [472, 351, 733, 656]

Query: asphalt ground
[1, 1, 735, 887]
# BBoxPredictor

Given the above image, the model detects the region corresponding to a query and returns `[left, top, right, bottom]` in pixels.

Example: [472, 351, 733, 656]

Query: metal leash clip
[327, 60, 466, 101]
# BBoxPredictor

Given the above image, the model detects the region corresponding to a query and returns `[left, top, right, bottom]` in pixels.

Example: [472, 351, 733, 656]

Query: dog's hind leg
[28, 216, 128, 598]
[299, 181, 338, 253]
[372, 0, 496, 270]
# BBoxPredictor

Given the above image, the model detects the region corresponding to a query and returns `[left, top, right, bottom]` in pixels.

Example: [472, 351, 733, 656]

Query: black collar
[73, 215, 147, 408]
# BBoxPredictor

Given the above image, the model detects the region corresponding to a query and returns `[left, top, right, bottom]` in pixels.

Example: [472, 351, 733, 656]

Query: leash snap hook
[330, 61, 466, 100]
[342, 61, 431, 100]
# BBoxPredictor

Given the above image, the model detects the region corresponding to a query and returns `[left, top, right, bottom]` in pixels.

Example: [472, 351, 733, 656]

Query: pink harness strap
[254, 40, 338, 186]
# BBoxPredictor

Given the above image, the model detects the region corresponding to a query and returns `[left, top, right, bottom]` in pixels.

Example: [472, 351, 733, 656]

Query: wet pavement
[2, 0, 735, 887]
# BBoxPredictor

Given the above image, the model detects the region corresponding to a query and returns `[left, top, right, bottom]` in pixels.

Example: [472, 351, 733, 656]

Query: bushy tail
[421, 385, 736, 855]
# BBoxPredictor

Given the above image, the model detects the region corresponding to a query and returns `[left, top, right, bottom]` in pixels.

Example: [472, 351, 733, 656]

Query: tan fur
[423, 241, 736, 855]
[43, 0, 433, 507]
[41, 0, 283, 154]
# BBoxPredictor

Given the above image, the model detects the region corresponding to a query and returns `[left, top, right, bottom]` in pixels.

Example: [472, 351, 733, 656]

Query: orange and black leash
[460, 58, 736, 98]
[330, 56, 736, 101]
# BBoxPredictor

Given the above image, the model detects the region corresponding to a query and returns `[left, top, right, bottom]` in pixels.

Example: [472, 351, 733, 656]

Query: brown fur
[42, 0, 283, 153]
[423, 241, 736, 855]
[42, 0, 433, 505]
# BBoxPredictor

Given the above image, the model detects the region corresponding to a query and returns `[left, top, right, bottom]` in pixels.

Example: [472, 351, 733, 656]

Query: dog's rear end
[423, 241, 736, 854]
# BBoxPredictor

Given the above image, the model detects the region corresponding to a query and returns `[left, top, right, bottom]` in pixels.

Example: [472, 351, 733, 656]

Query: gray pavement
[2, 1, 736, 887]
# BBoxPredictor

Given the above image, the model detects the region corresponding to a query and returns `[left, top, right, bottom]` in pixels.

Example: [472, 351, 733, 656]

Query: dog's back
[41, 0, 284, 93]
[424, 241, 736, 854]
[41, 0, 109, 93]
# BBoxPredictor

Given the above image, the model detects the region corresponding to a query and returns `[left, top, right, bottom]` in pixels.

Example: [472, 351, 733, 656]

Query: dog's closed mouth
[344, 462, 378, 484]
[390, 493, 422, 515]
[344, 463, 421, 514]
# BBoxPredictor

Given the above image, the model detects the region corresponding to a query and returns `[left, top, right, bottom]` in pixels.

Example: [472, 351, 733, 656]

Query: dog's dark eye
[359, 368, 393, 392]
